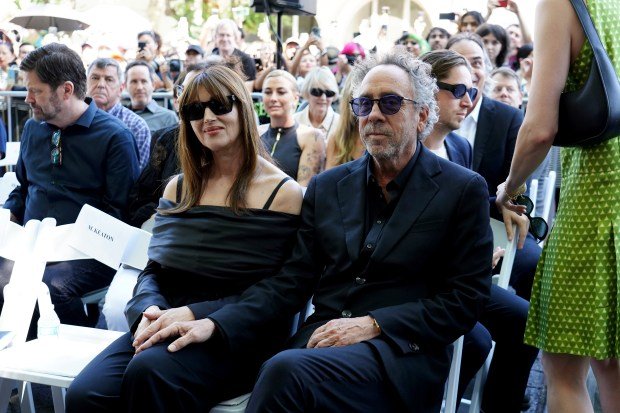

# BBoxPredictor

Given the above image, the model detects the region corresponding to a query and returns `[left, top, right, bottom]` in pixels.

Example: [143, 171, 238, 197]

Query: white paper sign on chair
[68, 204, 151, 271]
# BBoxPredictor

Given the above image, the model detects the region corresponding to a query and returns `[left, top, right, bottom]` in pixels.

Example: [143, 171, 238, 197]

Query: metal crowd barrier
[0, 91, 173, 143]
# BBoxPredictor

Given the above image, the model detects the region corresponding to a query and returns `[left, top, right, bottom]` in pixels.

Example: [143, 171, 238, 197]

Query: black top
[126, 125, 180, 228]
[261, 124, 301, 180]
[125, 190, 300, 354]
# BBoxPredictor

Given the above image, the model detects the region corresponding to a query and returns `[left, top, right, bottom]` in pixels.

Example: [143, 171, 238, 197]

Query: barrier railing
[0, 91, 174, 143]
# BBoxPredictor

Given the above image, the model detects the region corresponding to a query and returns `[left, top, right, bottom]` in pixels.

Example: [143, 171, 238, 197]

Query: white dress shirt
[454, 97, 482, 149]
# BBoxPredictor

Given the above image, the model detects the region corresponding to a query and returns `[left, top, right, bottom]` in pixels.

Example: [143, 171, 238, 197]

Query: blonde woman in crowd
[294, 67, 340, 139]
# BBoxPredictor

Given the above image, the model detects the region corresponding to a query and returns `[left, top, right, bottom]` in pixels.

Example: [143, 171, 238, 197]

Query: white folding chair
[0, 205, 150, 413]
[461, 219, 519, 412]
[442, 336, 464, 413]
[541, 171, 557, 226]
[490, 219, 518, 290]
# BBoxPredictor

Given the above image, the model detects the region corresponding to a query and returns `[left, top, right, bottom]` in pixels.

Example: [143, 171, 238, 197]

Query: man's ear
[62, 81, 74, 100]
[417, 106, 429, 134]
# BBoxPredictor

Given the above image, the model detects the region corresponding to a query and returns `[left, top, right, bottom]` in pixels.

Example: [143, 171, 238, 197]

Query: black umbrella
[10, 4, 89, 32]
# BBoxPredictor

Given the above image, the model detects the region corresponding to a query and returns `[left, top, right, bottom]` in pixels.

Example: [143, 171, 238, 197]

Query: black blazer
[473, 97, 523, 217]
[445, 131, 472, 169]
[210, 145, 492, 412]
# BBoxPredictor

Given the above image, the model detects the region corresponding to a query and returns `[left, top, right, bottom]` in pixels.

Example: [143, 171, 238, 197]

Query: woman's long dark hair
[166, 65, 268, 214]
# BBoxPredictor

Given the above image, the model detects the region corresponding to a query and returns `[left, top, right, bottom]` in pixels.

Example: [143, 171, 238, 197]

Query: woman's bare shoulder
[257, 158, 303, 214]
[162, 174, 181, 202]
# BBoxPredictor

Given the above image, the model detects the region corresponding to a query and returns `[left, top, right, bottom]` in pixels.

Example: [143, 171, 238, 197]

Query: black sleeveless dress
[260, 124, 302, 180]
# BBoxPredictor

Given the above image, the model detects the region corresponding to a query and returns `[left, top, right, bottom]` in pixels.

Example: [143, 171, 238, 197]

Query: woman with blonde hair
[67, 65, 303, 412]
[294, 66, 340, 138]
[325, 75, 365, 169]
[260, 69, 325, 186]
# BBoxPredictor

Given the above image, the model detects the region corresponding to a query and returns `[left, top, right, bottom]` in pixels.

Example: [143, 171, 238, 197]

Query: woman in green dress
[497, 0, 620, 412]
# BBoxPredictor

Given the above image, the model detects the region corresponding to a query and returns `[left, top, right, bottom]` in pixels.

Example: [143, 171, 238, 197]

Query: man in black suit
[135, 51, 493, 412]
[448, 32, 541, 301]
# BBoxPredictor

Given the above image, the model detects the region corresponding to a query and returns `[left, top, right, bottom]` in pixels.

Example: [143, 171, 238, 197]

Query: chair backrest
[0, 217, 57, 345]
[490, 218, 518, 290]
[529, 179, 539, 217]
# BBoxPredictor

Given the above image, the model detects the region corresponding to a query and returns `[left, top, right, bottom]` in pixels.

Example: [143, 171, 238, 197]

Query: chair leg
[51, 386, 66, 413]
[0, 378, 15, 413]
[19, 382, 34, 413]
[468, 341, 495, 412]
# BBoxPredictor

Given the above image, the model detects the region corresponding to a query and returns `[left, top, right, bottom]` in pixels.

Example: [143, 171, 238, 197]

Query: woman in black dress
[66, 65, 303, 412]
[259, 69, 325, 186]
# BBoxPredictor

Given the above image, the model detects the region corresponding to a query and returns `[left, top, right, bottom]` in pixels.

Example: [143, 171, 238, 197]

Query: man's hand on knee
[307, 316, 381, 348]
[135, 318, 217, 354]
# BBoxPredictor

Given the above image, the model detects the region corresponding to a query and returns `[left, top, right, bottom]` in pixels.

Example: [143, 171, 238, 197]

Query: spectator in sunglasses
[448, 33, 542, 304]
[422, 48, 539, 413]
[67, 64, 304, 412]
[294, 67, 340, 138]
[259, 70, 325, 186]
[243, 49, 492, 413]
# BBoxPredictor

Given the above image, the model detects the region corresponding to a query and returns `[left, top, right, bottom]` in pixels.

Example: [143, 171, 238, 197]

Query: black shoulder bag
[554, 0, 620, 147]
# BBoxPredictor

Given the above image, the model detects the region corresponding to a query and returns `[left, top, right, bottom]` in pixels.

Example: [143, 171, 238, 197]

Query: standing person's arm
[508, 1, 533, 45]
[498, 0, 584, 208]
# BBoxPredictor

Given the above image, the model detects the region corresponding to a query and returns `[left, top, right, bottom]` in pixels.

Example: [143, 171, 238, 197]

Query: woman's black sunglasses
[350, 94, 417, 117]
[310, 88, 336, 98]
[513, 195, 549, 242]
[181, 95, 237, 121]
[437, 81, 478, 101]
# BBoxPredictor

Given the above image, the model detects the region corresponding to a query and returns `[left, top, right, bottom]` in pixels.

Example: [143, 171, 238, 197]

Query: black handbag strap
[569, 0, 607, 60]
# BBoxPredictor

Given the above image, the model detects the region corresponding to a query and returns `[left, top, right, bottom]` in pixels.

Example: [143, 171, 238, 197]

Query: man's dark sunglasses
[181, 95, 237, 121]
[514, 195, 549, 242]
[51, 130, 62, 166]
[310, 88, 336, 98]
[350, 95, 417, 117]
[437, 81, 478, 101]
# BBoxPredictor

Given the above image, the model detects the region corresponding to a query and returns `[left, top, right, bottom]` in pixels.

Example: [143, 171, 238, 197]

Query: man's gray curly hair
[349, 49, 439, 142]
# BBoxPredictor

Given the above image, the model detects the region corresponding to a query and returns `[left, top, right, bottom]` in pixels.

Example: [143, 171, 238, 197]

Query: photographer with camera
[136, 31, 173, 91]
[125, 61, 178, 133]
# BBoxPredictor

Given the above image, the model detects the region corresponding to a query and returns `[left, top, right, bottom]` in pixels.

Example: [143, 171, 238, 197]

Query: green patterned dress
[524, 0, 620, 359]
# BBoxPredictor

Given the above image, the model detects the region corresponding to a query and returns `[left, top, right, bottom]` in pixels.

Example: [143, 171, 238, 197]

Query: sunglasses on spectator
[350, 95, 417, 117]
[310, 88, 336, 98]
[51, 130, 62, 166]
[181, 95, 237, 121]
[437, 81, 478, 101]
[513, 194, 549, 242]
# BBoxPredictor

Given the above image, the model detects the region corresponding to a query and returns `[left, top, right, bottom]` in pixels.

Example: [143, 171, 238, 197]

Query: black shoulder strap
[176, 174, 184, 203]
[263, 177, 291, 210]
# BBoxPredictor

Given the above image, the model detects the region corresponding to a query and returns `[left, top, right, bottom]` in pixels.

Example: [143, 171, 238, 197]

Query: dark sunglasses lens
[325, 90, 336, 98]
[468, 87, 478, 101]
[208, 100, 232, 116]
[351, 98, 372, 117]
[452, 84, 467, 99]
[514, 195, 534, 215]
[378, 95, 403, 115]
[310, 88, 322, 97]
[530, 217, 549, 240]
[183, 103, 205, 121]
